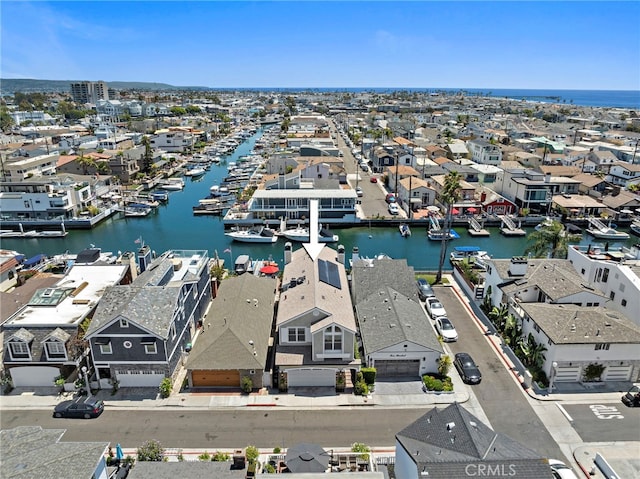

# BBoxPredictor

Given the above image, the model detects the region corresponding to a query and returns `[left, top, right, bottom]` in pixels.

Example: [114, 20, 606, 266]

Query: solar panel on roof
[318, 259, 341, 289]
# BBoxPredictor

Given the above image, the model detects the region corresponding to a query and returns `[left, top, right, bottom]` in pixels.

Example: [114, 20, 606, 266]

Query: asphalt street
[562, 402, 640, 442]
[433, 285, 569, 463]
[0, 408, 429, 450]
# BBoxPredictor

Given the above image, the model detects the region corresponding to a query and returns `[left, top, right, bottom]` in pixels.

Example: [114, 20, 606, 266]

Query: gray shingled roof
[0, 426, 108, 479]
[350, 257, 420, 304]
[86, 285, 180, 339]
[518, 303, 640, 344]
[185, 275, 276, 370]
[396, 403, 552, 479]
[356, 286, 442, 355]
[127, 461, 246, 479]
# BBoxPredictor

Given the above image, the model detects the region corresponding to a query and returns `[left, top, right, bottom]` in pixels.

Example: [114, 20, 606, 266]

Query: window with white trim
[99, 343, 112, 355]
[120, 319, 129, 328]
[287, 327, 305, 343]
[9, 341, 30, 360]
[45, 341, 67, 360]
[144, 343, 157, 354]
[323, 325, 343, 351]
[171, 323, 176, 339]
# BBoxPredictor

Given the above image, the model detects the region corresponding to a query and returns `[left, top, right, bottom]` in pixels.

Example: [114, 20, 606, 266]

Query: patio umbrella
[467, 207, 477, 213]
[451, 208, 460, 215]
[285, 443, 330, 473]
[260, 264, 279, 275]
[426, 205, 440, 212]
[116, 443, 124, 462]
[620, 209, 633, 214]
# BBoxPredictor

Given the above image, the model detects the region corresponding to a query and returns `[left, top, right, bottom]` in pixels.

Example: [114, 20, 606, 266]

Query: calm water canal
[2, 130, 637, 271]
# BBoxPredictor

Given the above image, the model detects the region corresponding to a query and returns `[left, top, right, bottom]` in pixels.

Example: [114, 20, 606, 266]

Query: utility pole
[394, 151, 399, 194]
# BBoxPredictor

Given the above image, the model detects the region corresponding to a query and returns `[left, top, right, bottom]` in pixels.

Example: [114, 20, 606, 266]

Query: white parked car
[355, 186, 363, 197]
[388, 203, 399, 215]
[435, 317, 458, 342]
[425, 297, 446, 318]
[548, 459, 579, 479]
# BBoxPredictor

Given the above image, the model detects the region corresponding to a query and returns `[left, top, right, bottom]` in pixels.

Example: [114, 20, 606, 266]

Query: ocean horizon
[217, 87, 640, 109]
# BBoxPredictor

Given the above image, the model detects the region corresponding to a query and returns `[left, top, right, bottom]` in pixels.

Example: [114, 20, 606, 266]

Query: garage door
[116, 370, 166, 388]
[10, 366, 60, 387]
[375, 360, 420, 378]
[191, 370, 240, 387]
[555, 366, 581, 382]
[287, 368, 336, 387]
[604, 365, 632, 381]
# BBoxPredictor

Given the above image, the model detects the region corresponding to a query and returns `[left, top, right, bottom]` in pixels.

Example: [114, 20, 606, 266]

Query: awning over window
[94, 338, 110, 345]
[141, 337, 157, 344]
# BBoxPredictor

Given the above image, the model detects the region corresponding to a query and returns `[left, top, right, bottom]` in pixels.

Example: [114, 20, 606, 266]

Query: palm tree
[76, 151, 95, 175]
[141, 136, 153, 173]
[524, 220, 581, 258]
[435, 171, 461, 283]
[488, 304, 509, 332]
[503, 314, 522, 346]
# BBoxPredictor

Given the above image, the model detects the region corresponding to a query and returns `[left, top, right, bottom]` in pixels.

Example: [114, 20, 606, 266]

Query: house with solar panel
[274, 240, 360, 389]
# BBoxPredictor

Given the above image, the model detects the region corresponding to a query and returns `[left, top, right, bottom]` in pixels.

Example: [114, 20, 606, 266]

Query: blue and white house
[85, 247, 212, 388]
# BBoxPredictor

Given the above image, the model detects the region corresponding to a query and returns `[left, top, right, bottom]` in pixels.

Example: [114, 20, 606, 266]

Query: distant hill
[0, 78, 210, 94]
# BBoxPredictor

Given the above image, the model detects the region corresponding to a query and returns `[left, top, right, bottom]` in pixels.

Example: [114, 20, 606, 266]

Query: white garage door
[10, 366, 60, 387]
[116, 370, 166, 388]
[555, 366, 581, 382]
[286, 368, 336, 387]
[604, 365, 632, 381]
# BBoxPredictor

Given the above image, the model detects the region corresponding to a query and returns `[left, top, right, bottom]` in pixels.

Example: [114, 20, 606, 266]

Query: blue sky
[2, 1, 639, 90]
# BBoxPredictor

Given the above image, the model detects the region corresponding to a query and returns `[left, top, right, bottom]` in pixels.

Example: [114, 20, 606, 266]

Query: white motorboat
[225, 226, 278, 243]
[159, 178, 185, 190]
[124, 206, 152, 217]
[399, 223, 411, 237]
[450, 246, 491, 263]
[586, 218, 630, 240]
[281, 226, 339, 243]
[630, 219, 640, 237]
[184, 167, 206, 177]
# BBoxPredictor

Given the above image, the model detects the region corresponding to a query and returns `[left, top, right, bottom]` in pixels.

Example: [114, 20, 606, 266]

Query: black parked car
[454, 352, 482, 384]
[621, 385, 640, 407]
[53, 397, 104, 419]
[416, 278, 435, 301]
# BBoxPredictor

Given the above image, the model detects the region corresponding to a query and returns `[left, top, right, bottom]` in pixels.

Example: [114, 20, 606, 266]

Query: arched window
[324, 326, 342, 351]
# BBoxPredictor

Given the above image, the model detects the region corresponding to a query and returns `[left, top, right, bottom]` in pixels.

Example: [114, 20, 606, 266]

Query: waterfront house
[2, 252, 129, 387]
[185, 274, 276, 388]
[85, 248, 211, 388]
[350, 253, 443, 378]
[495, 167, 581, 214]
[397, 177, 437, 212]
[606, 161, 640, 188]
[0, 252, 20, 292]
[571, 172, 608, 196]
[1, 153, 59, 182]
[150, 128, 195, 152]
[395, 403, 553, 479]
[386, 165, 420, 195]
[274, 243, 359, 388]
[483, 256, 640, 383]
[0, 426, 110, 479]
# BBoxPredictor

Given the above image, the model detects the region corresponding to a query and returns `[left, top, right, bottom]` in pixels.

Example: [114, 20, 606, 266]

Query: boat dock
[498, 215, 526, 236]
[467, 217, 490, 237]
[0, 222, 68, 238]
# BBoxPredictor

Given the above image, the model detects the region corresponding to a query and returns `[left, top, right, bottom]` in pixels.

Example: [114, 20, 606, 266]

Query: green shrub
[159, 378, 172, 398]
[137, 440, 165, 461]
[212, 451, 230, 462]
[422, 375, 453, 392]
[437, 356, 452, 376]
[54, 375, 65, 387]
[273, 447, 281, 454]
[360, 367, 376, 385]
[245, 445, 259, 464]
[264, 463, 276, 473]
[241, 376, 253, 394]
[198, 451, 211, 461]
[351, 442, 371, 461]
[354, 380, 369, 396]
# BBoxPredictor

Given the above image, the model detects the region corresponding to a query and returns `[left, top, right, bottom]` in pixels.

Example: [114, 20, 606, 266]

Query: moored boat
[225, 226, 278, 243]
[280, 226, 339, 243]
[585, 218, 630, 240]
[630, 219, 640, 237]
[399, 223, 411, 237]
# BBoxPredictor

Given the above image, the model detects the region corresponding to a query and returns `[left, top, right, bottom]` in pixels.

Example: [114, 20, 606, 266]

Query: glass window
[99, 343, 112, 355]
[323, 325, 343, 351]
[288, 328, 305, 342]
[46, 341, 66, 359]
[10, 342, 30, 359]
[145, 343, 157, 354]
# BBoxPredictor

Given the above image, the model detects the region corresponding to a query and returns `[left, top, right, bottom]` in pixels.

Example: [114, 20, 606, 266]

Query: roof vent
[446, 422, 455, 431]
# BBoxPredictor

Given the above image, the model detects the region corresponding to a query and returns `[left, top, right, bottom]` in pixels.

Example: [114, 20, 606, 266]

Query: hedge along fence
[360, 367, 376, 386]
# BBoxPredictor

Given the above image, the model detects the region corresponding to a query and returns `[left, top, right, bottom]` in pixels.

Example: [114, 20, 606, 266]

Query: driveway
[374, 377, 424, 396]
[434, 286, 569, 462]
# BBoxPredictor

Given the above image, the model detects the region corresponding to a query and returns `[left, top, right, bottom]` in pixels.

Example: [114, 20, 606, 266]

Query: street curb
[573, 449, 595, 479]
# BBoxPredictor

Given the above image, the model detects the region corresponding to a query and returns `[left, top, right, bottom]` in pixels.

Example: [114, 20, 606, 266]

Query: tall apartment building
[70, 81, 109, 104]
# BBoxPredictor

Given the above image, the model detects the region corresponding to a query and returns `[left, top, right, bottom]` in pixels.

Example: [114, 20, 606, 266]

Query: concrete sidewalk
[573, 443, 640, 479]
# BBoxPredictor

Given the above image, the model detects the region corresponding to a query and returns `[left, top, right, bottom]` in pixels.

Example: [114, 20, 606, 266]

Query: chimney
[508, 256, 528, 276]
[351, 246, 360, 264]
[284, 242, 292, 264]
[544, 172, 551, 183]
[337, 244, 345, 264]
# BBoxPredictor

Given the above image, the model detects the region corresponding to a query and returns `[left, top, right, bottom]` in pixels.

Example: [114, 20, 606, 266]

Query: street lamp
[81, 366, 91, 398]
[547, 361, 558, 394]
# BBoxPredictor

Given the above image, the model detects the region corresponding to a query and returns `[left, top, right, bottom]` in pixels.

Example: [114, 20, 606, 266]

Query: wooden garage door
[375, 360, 420, 378]
[192, 370, 240, 387]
